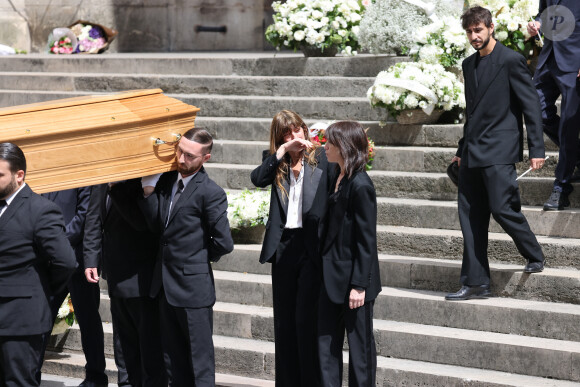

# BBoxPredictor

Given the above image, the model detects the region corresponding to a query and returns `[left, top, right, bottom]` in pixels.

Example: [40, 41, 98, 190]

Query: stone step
[210, 140, 559, 177]
[46, 315, 580, 383]
[199, 117, 560, 151]
[377, 197, 580, 238]
[0, 53, 404, 77]
[0, 72, 374, 98]
[213, 248, 580, 304]
[95, 288, 580, 343]
[42, 350, 275, 386]
[0, 90, 391, 122]
[204, 163, 575, 207]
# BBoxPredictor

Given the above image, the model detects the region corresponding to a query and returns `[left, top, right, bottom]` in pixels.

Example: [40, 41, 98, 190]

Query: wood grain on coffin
[0, 89, 200, 193]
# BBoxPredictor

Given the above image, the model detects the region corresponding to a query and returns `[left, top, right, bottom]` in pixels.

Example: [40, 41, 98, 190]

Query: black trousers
[37, 266, 107, 385]
[159, 291, 214, 387]
[458, 164, 544, 286]
[534, 52, 580, 193]
[271, 228, 320, 387]
[317, 285, 376, 387]
[0, 334, 43, 386]
[110, 296, 166, 387]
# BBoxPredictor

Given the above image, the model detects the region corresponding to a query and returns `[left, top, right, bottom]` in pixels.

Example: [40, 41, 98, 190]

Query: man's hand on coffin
[141, 173, 162, 197]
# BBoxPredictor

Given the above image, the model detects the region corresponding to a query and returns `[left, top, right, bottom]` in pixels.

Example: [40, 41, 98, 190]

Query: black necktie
[0, 199, 6, 213]
[167, 180, 184, 222]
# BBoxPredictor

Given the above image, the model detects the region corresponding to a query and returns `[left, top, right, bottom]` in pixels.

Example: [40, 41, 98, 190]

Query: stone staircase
[1, 53, 579, 386]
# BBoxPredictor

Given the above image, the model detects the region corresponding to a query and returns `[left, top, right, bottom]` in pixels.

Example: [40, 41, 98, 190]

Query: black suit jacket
[250, 147, 333, 264]
[84, 180, 159, 298]
[0, 184, 76, 335]
[456, 42, 545, 166]
[320, 171, 381, 305]
[535, 0, 580, 73]
[139, 168, 234, 308]
[43, 187, 90, 266]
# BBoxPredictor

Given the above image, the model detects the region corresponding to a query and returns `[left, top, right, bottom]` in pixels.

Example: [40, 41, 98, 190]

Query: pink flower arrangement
[49, 37, 74, 54]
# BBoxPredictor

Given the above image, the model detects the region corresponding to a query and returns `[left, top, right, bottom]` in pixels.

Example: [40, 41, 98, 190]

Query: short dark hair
[182, 127, 213, 154]
[461, 6, 493, 30]
[325, 121, 368, 178]
[0, 142, 26, 175]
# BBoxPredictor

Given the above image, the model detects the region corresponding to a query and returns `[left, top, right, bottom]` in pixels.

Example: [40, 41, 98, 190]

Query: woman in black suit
[250, 110, 331, 387]
[318, 121, 381, 387]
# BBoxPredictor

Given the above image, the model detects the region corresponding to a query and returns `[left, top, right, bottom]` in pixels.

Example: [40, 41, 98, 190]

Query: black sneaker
[543, 189, 570, 211]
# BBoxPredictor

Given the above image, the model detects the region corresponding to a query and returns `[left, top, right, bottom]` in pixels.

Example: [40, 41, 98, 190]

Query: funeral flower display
[265, 0, 367, 56]
[469, 0, 542, 55]
[227, 188, 270, 229]
[49, 36, 75, 55]
[412, 16, 475, 68]
[70, 23, 108, 54]
[358, 0, 460, 55]
[52, 294, 75, 335]
[367, 61, 466, 118]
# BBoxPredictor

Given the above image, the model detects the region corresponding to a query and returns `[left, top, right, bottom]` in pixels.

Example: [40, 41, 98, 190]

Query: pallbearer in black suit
[528, 0, 580, 210]
[37, 187, 109, 387]
[251, 110, 332, 387]
[0, 143, 76, 386]
[318, 121, 381, 387]
[140, 128, 233, 386]
[446, 7, 546, 301]
[84, 179, 166, 386]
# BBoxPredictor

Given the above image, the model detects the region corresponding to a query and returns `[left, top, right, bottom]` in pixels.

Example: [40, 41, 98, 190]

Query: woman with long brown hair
[318, 120, 381, 387]
[250, 110, 331, 386]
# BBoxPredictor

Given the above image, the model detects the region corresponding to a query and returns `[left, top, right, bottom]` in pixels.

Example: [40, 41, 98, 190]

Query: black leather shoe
[524, 260, 544, 273]
[543, 189, 570, 211]
[445, 285, 491, 301]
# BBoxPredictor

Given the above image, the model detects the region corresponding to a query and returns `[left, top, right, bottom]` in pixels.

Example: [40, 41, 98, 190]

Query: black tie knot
[177, 179, 184, 193]
[0, 199, 6, 210]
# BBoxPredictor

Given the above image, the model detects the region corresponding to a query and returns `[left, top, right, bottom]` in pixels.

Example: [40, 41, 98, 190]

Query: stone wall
[2, 0, 274, 53]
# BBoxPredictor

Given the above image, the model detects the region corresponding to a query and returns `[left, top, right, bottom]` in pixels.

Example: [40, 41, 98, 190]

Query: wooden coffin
[0, 89, 199, 193]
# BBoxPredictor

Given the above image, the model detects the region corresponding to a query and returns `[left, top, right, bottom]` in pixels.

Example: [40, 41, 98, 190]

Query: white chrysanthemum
[497, 30, 509, 41]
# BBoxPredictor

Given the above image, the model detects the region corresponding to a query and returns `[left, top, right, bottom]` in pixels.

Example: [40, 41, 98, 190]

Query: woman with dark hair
[318, 120, 381, 387]
[250, 110, 331, 386]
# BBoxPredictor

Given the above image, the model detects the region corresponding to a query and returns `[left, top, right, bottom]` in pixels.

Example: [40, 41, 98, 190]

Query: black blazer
[43, 187, 90, 266]
[250, 147, 333, 264]
[456, 42, 545, 167]
[535, 0, 580, 73]
[0, 184, 76, 335]
[139, 168, 234, 308]
[83, 180, 159, 298]
[320, 171, 381, 305]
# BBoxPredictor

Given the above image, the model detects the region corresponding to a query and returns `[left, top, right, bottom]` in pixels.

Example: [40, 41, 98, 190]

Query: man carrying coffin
[139, 127, 234, 385]
[446, 7, 546, 301]
[0, 142, 76, 385]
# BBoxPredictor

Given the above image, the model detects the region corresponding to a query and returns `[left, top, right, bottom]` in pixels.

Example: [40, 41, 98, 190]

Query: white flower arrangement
[469, 0, 542, 54]
[358, 0, 461, 55]
[265, 0, 367, 55]
[52, 294, 75, 335]
[412, 16, 475, 69]
[227, 188, 270, 229]
[367, 61, 466, 118]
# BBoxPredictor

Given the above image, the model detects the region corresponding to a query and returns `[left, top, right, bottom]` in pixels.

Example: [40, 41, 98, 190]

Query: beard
[0, 174, 18, 200]
[177, 161, 203, 177]
[472, 34, 491, 51]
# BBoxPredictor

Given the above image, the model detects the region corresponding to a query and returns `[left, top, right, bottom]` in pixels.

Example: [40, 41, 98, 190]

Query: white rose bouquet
[412, 16, 475, 69]
[227, 188, 271, 229]
[265, 0, 367, 56]
[367, 61, 466, 118]
[469, 0, 541, 56]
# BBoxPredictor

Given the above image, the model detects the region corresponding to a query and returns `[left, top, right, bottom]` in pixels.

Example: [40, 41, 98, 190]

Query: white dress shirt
[285, 163, 304, 229]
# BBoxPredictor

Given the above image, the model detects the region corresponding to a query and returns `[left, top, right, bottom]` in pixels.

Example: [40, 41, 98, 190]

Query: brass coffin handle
[153, 133, 182, 146]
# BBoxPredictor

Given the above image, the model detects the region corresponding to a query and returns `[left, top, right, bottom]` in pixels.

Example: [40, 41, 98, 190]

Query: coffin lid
[0, 89, 200, 193]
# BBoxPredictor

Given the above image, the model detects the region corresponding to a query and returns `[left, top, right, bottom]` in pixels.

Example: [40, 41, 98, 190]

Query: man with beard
[139, 127, 233, 385]
[0, 142, 76, 385]
[446, 6, 546, 301]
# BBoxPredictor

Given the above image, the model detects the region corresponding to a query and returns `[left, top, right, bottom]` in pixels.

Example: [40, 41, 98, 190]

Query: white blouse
[285, 162, 304, 229]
